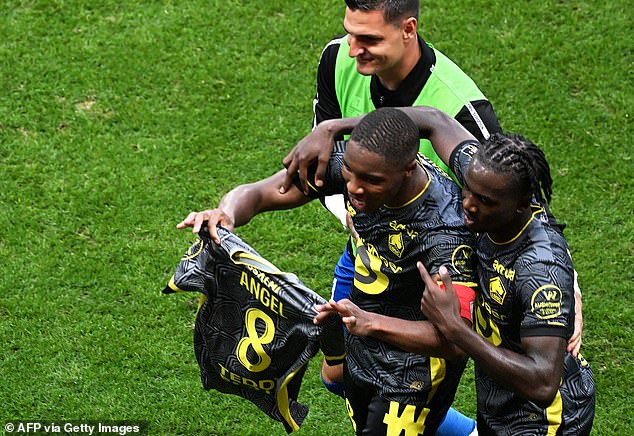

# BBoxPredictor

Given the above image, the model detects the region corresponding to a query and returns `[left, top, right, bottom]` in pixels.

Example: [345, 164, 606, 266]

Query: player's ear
[404, 159, 417, 176]
[515, 192, 532, 214]
[402, 17, 417, 41]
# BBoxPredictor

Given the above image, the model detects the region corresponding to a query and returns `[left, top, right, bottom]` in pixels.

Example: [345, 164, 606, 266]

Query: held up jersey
[450, 141, 596, 435]
[163, 227, 345, 433]
[304, 143, 478, 419]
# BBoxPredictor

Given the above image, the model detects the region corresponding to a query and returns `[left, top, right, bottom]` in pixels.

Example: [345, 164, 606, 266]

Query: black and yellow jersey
[450, 140, 595, 435]
[472, 208, 595, 435]
[306, 143, 478, 420]
[164, 227, 345, 433]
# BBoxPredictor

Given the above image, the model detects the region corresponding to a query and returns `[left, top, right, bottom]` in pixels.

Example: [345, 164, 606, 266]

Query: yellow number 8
[237, 308, 275, 373]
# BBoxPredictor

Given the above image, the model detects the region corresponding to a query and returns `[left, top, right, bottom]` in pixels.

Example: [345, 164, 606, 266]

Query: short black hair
[349, 108, 419, 168]
[477, 133, 553, 204]
[345, 0, 419, 23]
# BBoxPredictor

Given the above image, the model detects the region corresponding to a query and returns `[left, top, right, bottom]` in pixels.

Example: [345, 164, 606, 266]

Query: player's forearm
[443, 323, 563, 406]
[318, 116, 363, 137]
[368, 314, 465, 359]
[216, 184, 263, 228]
[397, 106, 475, 164]
[218, 171, 311, 228]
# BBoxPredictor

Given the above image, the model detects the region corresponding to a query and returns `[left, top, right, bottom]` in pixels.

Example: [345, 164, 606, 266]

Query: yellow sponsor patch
[452, 245, 475, 276]
[531, 285, 563, 319]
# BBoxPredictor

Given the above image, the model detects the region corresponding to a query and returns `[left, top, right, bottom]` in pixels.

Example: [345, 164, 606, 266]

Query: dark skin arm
[279, 106, 475, 194]
[400, 106, 475, 162]
[313, 298, 467, 360]
[419, 263, 566, 407]
[177, 169, 312, 243]
[280, 116, 361, 194]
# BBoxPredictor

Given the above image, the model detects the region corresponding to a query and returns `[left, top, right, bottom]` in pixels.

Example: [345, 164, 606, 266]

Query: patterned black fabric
[450, 141, 595, 435]
[472, 209, 595, 435]
[305, 146, 478, 433]
[164, 227, 344, 433]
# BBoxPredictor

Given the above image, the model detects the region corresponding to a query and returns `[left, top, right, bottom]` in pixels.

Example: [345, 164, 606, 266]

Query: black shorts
[344, 366, 447, 435]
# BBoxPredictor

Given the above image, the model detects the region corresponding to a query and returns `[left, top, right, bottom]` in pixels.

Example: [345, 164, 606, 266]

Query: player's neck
[385, 165, 428, 208]
[377, 40, 421, 91]
[488, 209, 535, 244]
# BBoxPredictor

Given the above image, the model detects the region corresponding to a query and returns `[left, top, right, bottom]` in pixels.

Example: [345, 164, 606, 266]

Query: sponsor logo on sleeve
[452, 245, 475, 276]
[531, 285, 563, 319]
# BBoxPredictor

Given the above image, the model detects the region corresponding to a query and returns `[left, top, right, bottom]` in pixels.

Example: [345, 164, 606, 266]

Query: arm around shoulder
[398, 106, 476, 165]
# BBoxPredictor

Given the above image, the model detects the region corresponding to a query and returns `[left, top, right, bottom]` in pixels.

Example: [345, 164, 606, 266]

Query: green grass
[1, 0, 631, 434]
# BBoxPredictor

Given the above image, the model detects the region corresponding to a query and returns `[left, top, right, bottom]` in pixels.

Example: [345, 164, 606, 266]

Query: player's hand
[280, 124, 336, 195]
[313, 300, 339, 325]
[315, 299, 374, 337]
[419, 263, 462, 338]
[335, 299, 375, 336]
[567, 291, 583, 356]
[176, 209, 235, 244]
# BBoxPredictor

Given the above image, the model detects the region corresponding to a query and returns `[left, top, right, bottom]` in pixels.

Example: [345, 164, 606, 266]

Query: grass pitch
[1, 1, 631, 434]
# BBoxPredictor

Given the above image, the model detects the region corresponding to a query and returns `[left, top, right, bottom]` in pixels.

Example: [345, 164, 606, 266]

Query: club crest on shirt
[531, 285, 563, 319]
[388, 233, 404, 258]
[489, 276, 507, 305]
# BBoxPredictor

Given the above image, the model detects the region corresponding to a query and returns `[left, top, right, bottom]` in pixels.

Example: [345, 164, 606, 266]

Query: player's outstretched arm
[314, 298, 465, 360]
[177, 169, 312, 243]
[420, 263, 566, 407]
[280, 116, 361, 194]
[281, 107, 476, 195]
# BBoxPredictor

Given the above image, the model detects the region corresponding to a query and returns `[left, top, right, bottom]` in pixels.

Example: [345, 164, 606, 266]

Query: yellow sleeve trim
[276, 364, 307, 432]
[168, 275, 185, 293]
[449, 281, 478, 289]
[323, 353, 346, 361]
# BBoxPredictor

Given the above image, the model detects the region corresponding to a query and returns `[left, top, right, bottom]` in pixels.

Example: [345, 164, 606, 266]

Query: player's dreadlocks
[477, 133, 553, 204]
[350, 107, 419, 169]
[345, 0, 419, 23]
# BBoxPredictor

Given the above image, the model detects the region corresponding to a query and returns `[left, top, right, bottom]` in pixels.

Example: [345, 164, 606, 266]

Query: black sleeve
[449, 140, 480, 186]
[319, 317, 345, 365]
[454, 99, 502, 142]
[313, 40, 343, 128]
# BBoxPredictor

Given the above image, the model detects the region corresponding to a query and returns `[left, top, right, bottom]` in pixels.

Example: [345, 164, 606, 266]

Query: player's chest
[476, 250, 520, 324]
[354, 212, 429, 269]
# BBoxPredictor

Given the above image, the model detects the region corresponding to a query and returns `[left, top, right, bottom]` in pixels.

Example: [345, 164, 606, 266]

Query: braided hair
[477, 133, 553, 204]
